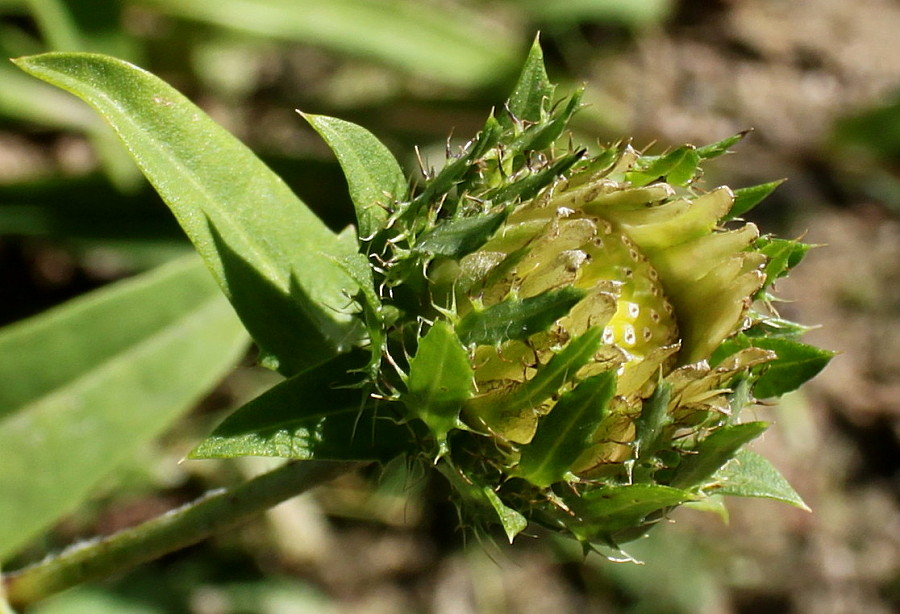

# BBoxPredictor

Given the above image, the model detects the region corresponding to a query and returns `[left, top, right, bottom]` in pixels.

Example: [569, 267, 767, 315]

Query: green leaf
[517, 371, 616, 487]
[335, 253, 385, 375]
[504, 35, 554, 125]
[743, 315, 815, 340]
[749, 338, 834, 398]
[436, 463, 527, 543]
[695, 131, 748, 159]
[634, 382, 672, 464]
[0, 256, 249, 560]
[507, 327, 604, 412]
[301, 113, 405, 239]
[727, 180, 784, 220]
[415, 208, 510, 258]
[405, 321, 475, 453]
[410, 115, 503, 215]
[26, 0, 83, 51]
[491, 149, 584, 204]
[567, 484, 695, 537]
[713, 335, 833, 398]
[456, 287, 586, 347]
[706, 449, 810, 510]
[482, 486, 529, 543]
[627, 146, 701, 187]
[138, 0, 518, 88]
[670, 422, 769, 490]
[14, 52, 359, 376]
[504, 88, 583, 154]
[756, 237, 811, 289]
[192, 353, 408, 461]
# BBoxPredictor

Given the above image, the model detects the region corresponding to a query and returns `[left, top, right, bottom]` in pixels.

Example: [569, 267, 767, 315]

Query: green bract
[15, 40, 832, 558]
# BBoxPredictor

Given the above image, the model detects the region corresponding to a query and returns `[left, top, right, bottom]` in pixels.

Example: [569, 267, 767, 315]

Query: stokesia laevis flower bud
[303, 40, 832, 558]
[188, 39, 831, 559]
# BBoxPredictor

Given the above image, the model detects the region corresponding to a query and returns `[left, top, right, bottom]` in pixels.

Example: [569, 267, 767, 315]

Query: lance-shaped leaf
[503, 327, 605, 414]
[626, 145, 701, 188]
[516, 371, 616, 487]
[727, 180, 784, 220]
[302, 113, 405, 239]
[565, 484, 696, 539]
[405, 321, 475, 455]
[192, 353, 409, 461]
[705, 449, 810, 510]
[456, 287, 585, 347]
[503, 35, 554, 126]
[695, 131, 748, 159]
[415, 208, 510, 259]
[756, 237, 812, 289]
[0, 256, 249, 560]
[633, 382, 672, 465]
[752, 338, 834, 398]
[714, 335, 834, 398]
[14, 52, 358, 376]
[669, 422, 769, 490]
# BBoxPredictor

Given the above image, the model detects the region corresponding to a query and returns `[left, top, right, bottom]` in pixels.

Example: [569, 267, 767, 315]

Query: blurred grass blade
[14, 52, 359, 375]
[519, 0, 674, 26]
[0, 256, 249, 561]
[137, 0, 519, 87]
[26, 0, 83, 51]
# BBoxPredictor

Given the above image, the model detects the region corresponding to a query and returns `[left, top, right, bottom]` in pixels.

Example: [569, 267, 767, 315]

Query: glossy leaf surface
[670, 422, 769, 490]
[715, 336, 834, 399]
[504, 36, 554, 125]
[566, 484, 695, 537]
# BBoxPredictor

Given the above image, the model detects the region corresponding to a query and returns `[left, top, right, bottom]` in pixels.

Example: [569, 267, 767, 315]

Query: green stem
[3, 460, 362, 610]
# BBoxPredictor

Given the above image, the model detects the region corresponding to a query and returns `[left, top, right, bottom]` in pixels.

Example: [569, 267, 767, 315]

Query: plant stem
[3, 460, 362, 610]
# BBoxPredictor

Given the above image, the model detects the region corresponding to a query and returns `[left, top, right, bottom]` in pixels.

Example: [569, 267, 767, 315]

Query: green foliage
[404, 321, 474, 454]
[455, 287, 586, 347]
[1, 25, 831, 596]
[0, 256, 248, 560]
[14, 52, 360, 376]
[301, 113, 405, 240]
[669, 422, 769, 490]
[191, 353, 407, 462]
[138, 0, 519, 88]
[516, 371, 616, 487]
[715, 335, 835, 399]
[706, 449, 809, 510]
